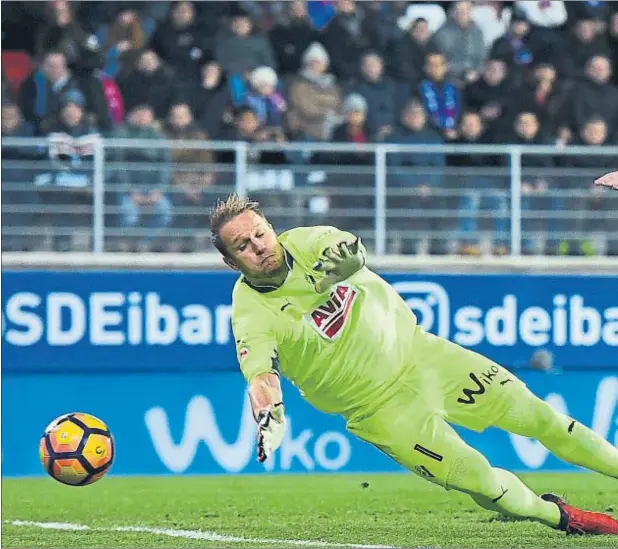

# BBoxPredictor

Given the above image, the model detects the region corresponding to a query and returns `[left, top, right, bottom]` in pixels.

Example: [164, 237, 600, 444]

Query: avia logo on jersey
[306, 284, 358, 340]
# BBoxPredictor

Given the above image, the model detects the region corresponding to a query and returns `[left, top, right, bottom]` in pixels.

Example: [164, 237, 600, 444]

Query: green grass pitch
[3, 473, 617, 548]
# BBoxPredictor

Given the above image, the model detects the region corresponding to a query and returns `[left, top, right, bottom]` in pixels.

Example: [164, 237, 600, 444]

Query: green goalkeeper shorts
[346, 326, 531, 488]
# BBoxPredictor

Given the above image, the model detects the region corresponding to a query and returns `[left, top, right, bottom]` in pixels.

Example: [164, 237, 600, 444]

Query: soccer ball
[39, 412, 114, 486]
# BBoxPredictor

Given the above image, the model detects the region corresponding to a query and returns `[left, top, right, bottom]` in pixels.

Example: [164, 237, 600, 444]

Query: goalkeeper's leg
[346, 404, 561, 528]
[410, 327, 618, 478]
[493, 385, 618, 479]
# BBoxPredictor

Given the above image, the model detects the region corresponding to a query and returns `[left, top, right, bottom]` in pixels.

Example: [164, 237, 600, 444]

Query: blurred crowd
[2, 0, 618, 255]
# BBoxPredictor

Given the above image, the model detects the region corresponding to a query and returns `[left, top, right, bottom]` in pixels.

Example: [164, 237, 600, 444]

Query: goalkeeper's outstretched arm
[249, 373, 286, 463]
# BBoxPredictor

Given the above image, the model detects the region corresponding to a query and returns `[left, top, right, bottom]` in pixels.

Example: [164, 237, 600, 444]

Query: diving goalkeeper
[210, 194, 618, 536]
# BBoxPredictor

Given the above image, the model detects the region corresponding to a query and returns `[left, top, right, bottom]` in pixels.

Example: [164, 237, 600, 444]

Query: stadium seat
[2, 50, 34, 95]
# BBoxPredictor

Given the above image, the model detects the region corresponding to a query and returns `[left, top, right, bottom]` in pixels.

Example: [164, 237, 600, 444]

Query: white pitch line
[6, 520, 399, 548]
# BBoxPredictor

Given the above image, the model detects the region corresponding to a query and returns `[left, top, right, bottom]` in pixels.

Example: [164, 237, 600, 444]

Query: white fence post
[234, 141, 248, 197]
[92, 135, 105, 253]
[510, 147, 522, 257]
[375, 145, 387, 256]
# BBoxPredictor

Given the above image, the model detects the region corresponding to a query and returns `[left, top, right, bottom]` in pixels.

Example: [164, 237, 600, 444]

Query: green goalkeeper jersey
[231, 226, 418, 418]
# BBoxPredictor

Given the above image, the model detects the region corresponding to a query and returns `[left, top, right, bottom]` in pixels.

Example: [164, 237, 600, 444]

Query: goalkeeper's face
[220, 211, 285, 277]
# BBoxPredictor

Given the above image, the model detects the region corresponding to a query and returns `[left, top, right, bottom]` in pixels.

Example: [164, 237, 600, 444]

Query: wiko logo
[145, 395, 255, 473]
[510, 376, 618, 468]
[145, 394, 351, 473]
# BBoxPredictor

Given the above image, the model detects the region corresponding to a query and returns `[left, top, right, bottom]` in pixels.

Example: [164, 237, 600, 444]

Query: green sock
[448, 455, 561, 528]
[469, 469, 561, 528]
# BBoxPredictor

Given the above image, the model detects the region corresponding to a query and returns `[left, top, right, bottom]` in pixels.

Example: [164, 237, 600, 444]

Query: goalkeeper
[210, 194, 618, 536]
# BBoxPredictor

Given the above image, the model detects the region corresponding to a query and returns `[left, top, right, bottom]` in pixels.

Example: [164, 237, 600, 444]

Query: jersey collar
[242, 246, 294, 294]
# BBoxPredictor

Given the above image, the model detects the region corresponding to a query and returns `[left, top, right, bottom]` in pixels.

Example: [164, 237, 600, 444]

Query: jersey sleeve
[232, 300, 280, 384]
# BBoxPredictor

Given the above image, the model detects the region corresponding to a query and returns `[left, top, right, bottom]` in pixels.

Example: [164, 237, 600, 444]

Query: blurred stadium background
[2, 0, 617, 486]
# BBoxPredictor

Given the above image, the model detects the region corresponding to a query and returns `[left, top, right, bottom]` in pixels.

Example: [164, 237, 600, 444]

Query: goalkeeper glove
[312, 237, 365, 293]
[256, 402, 286, 463]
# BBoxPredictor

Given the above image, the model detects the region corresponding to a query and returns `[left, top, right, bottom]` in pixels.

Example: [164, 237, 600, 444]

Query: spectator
[1, 103, 35, 139]
[20, 51, 110, 133]
[325, 94, 374, 233]
[567, 55, 618, 135]
[221, 106, 262, 142]
[351, 51, 404, 140]
[269, 1, 319, 76]
[387, 100, 445, 254]
[287, 42, 342, 141]
[103, 8, 147, 79]
[215, 9, 277, 78]
[219, 105, 290, 218]
[118, 49, 173, 120]
[173, 60, 232, 139]
[560, 117, 616, 256]
[388, 99, 448, 255]
[515, 59, 572, 139]
[449, 111, 508, 255]
[77, 2, 171, 37]
[162, 102, 215, 252]
[322, 0, 383, 80]
[332, 94, 370, 144]
[465, 58, 512, 137]
[390, 17, 431, 87]
[565, 1, 610, 26]
[417, 51, 462, 137]
[490, 7, 550, 86]
[397, 2, 446, 35]
[561, 16, 610, 80]
[471, 1, 511, 48]
[44, 90, 97, 136]
[42, 91, 100, 251]
[505, 111, 554, 255]
[388, 99, 444, 188]
[35, 0, 103, 74]
[1, 104, 39, 251]
[245, 67, 287, 131]
[430, 1, 486, 83]
[219, 106, 287, 165]
[163, 102, 215, 186]
[112, 105, 173, 252]
[150, 1, 212, 88]
[361, 1, 404, 55]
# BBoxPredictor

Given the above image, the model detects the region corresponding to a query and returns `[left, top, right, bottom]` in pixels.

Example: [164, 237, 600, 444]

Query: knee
[446, 450, 500, 498]
[531, 399, 572, 439]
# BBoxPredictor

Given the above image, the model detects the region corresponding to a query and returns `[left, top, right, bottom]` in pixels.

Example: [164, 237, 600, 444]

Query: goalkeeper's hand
[256, 402, 286, 463]
[312, 238, 365, 293]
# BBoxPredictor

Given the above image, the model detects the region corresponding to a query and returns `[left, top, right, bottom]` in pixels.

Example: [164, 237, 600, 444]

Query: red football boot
[541, 493, 618, 535]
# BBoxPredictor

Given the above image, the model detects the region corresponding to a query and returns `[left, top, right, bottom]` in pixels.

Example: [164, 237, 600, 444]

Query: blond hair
[209, 194, 265, 256]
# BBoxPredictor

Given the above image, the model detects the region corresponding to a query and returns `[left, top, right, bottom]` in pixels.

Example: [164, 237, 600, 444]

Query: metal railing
[2, 136, 617, 256]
